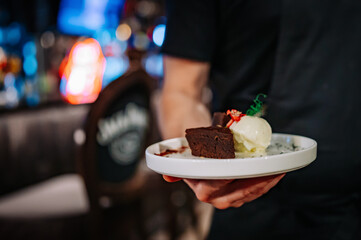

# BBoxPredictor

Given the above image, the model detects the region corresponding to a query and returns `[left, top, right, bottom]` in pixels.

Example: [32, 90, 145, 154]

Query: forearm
[157, 56, 212, 139]
[159, 91, 211, 139]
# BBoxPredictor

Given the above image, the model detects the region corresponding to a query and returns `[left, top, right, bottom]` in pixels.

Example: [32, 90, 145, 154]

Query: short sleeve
[161, 0, 217, 62]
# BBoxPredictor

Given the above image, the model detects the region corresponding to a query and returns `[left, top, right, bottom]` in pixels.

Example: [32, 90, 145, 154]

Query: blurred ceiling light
[94, 29, 112, 46]
[102, 56, 129, 87]
[136, 1, 157, 17]
[40, 31, 55, 48]
[73, 42, 100, 65]
[4, 73, 19, 108]
[60, 38, 106, 105]
[7, 23, 21, 45]
[4, 73, 15, 88]
[144, 54, 163, 77]
[152, 24, 166, 47]
[22, 41, 38, 79]
[5, 87, 19, 108]
[116, 23, 132, 41]
[66, 68, 89, 95]
[22, 41, 37, 57]
[23, 56, 38, 76]
[127, 17, 141, 33]
[0, 28, 4, 44]
[25, 80, 40, 107]
[133, 32, 149, 50]
[7, 56, 22, 74]
[110, 40, 128, 56]
[0, 47, 7, 69]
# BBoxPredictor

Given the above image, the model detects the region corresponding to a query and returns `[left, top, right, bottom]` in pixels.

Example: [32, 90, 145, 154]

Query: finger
[237, 173, 285, 203]
[240, 173, 285, 189]
[210, 174, 285, 209]
[163, 175, 183, 182]
[183, 179, 234, 195]
[184, 179, 234, 190]
[230, 174, 285, 202]
[183, 179, 234, 203]
[212, 174, 284, 201]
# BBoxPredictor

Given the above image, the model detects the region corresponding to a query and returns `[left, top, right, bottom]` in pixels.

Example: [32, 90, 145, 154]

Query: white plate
[145, 133, 317, 179]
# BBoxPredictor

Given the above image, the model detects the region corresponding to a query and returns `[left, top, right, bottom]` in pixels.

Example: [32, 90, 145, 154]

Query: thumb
[163, 175, 183, 182]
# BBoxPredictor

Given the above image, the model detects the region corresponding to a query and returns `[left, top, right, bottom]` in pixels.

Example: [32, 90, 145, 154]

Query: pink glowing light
[60, 38, 106, 104]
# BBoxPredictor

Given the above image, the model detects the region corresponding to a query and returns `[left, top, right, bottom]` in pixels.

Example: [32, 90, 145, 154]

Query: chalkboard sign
[78, 68, 156, 198]
[96, 85, 150, 182]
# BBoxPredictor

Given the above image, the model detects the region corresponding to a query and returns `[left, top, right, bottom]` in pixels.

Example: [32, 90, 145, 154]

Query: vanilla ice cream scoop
[229, 115, 272, 153]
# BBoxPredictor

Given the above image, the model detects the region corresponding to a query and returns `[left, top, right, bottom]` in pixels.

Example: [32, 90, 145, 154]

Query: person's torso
[210, 0, 361, 194]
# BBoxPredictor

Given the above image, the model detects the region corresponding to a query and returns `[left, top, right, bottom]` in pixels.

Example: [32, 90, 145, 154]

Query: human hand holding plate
[146, 133, 315, 209]
[163, 174, 285, 209]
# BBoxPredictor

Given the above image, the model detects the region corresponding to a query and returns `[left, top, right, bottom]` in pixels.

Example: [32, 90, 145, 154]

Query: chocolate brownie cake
[185, 126, 235, 159]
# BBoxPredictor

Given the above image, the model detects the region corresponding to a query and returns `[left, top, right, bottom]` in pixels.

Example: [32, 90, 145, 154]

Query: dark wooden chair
[76, 67, 184, 240]
[77, 68, 154, 239]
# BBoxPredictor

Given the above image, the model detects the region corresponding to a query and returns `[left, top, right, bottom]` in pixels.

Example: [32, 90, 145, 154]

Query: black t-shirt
[162, 0, 361, 239]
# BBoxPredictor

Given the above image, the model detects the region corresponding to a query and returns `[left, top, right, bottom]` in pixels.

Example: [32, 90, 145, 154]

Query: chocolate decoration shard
[212, 112, 231, 127]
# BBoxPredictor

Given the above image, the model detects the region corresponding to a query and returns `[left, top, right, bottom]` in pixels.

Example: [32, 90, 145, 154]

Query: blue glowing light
[102, 56, 129, 87]
[0, 28, 3, 44]
[23, 56, 38, 76]
[23, 41, 37, 57]
[152, 24, 166, 47]
[26, 92, 40, 107]
[57, 0, 125, 36]
[4, 73, 16, 88]
[94, 29, 112, 46]
[133, 32, 150, 50]
[117, 40, 128, 55]
[7, 23, 21, 45]
[59, 76, 67, 96]
[144, 54, 163, 77]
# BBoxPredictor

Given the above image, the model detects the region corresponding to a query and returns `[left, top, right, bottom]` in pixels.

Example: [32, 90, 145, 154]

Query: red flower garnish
[226, 109, 246, 127]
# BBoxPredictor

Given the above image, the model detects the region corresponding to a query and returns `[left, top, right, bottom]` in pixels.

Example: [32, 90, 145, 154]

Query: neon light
[57, 0, 125, 36]
[144, 54, 163, 77]
[0, 28, 4, 44]
[152, 24, 166, 47]
[23, 41, 37, 57]
[103, 56, 129, 87]
[116, 23, 132, 41]
[60, 38, 106, 104]
[134, 32, 149, 50]
[7, 23, 21, 45]
[23, 56, 38, 76]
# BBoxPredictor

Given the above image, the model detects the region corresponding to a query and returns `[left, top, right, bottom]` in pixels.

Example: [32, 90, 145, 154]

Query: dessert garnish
[226, 109, 246, 127]
[185, 93, 271, 158]
[155, 146, 188, 157]
[246, 93, 267, 116]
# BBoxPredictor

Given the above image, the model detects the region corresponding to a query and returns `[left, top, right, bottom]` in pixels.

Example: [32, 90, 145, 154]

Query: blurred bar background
[0, 0, 212, 239]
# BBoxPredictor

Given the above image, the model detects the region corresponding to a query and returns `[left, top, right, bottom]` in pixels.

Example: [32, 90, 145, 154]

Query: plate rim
[145, 133, 317, 179]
